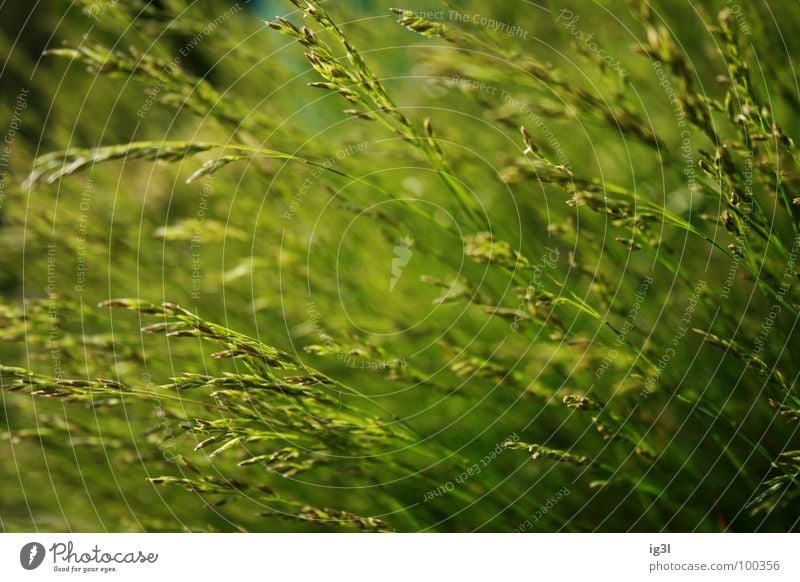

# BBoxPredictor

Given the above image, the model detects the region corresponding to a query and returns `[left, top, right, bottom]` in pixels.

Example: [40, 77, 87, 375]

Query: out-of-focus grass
[1, 0, 799, 532]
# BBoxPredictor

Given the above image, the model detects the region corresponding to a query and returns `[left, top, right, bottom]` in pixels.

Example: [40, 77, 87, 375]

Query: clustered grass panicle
[504, 441, 590, 467]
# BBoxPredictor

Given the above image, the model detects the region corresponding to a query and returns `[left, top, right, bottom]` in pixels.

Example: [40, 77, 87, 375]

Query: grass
[1, 0, 799, 532]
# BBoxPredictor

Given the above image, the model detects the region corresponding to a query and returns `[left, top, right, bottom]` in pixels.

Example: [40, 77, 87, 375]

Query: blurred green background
[1, 0, 799, 532]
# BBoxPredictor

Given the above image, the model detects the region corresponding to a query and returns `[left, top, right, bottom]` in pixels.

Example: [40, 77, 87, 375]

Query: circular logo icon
[20, 542, 46, 570]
